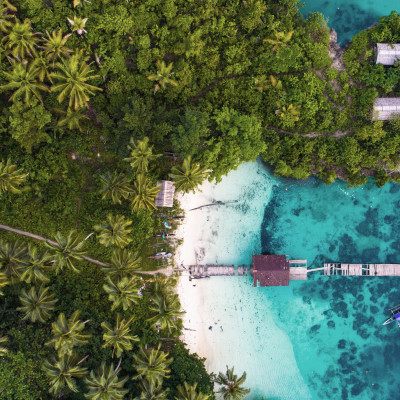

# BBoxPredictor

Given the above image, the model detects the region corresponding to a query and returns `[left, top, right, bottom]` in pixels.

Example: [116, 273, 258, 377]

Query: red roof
[252, 255, 289, 287]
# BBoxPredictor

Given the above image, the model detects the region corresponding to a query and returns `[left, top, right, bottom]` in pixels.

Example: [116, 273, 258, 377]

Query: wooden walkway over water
[321, 263, 400, 277]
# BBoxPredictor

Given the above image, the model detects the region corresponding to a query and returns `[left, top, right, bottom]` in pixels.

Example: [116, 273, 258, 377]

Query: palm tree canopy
[103, 276, 141, 311]
[0, 239, 27, 282]
[132, 344, 173, 386]
[45, 230, 86, 274]
[0, 61, 49, 103]
[147, 60, 178, 93]
[0, 0, 17, 34]
[17, 285, 57, 323]
[124, 136, 161, 172]
[135, 379, 169, 400]
[0, 335, 8, 357]
[67, 15, 88, 36]
[102, 314, 139, 358]
[46, 310, 91, 357]
[130, 174, 160, 211]
[85, 362, 129, 400]
[102, 248, 142, 280]
[3, 18, 40, 59]
[94, 214, 133, 248]
[0, 158, 28, 194]
[148, 293, 184, 335]
[148, 275, 176, 298]
[98, 171, 133, 205]
[55, 107, 89, 132]
[42, 29, 72, 62]
[214, 366, 250, 400]
[169, 156, 206, 194]
[43, 354, 88, 394]
[0, 272, 9, 296]
[175, 382, 210, 400]
[50, 52, 101, 110]
[19, 244, 51, 284]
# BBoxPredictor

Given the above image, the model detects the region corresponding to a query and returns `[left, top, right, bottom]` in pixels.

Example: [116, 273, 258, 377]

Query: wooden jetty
[322, 263, 400, 277]
[185, 256, 400, 287]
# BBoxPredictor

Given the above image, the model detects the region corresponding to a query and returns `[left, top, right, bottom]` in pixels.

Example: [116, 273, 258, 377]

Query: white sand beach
[174, 161, 311, 399]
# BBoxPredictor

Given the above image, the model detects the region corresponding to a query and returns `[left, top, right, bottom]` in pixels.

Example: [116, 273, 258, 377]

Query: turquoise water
[300, 0, 399, 44]
[187, 161, 400, 399]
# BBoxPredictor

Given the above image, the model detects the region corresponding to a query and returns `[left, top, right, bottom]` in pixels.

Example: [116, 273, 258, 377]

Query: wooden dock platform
[323, 263, 400, 276]
[188, 265, 251, 278]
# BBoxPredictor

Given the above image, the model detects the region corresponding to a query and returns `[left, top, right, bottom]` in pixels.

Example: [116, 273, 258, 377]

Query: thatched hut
[155, 180, 175, 208]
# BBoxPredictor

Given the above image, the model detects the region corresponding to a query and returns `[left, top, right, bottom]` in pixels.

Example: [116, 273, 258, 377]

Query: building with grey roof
[373, 98, 400, 121]
[376, 43, 400, 65]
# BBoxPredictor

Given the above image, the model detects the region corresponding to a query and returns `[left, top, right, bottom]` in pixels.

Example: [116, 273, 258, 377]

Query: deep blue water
[300, 0, 398, 44]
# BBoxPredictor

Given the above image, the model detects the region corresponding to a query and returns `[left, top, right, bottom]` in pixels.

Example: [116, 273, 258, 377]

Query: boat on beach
[383, 304, 400, 326]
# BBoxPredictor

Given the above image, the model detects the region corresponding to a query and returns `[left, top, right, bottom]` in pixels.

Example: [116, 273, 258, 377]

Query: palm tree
[148, 275, 175, 297]
[98, 171, 133, 205]
[94, 214, 133, 248]
[50, 52, 101, 110]
[254, 75, 269, 93]
[85, 362, 128, 400]
[0, 272, 9, 295]
[0, 335, 7, 356]
[148, 293, 184, 335]
[169, 156, 206, 194]
[147, 60, 178, 93]
[0, 158, 27, 194]
[0, 61, 49, 103]
[46, 310, 91, 357]
[132, 345, 172, 385]
[275, 102, 301, 122]
[135, 379, 169, 400]
[43, 354, 88, 394]
[3, 19, 40, 59]
[67, 15, 88, 36]
[17, 285, 57, 323]
[0, 239, 27, 282]
[55, 107, 89, 132]
[42, 29, 72, 64]
[214, 366, 250, 400]
[176, 382, 210, 400]
[264, 30, 294, 52]
[131, 174, 160, 211]
[45, 230, 86, 274]
[32, 55, 53, 83]
[103, 276, 140, 311]
[102, 248, 142, 280]
[102, 314, 139, 358]
[73, 0, 90, 8]
[124, 137, 161, 173]
[20, 245, 51, 284]
[0, 0, 17, 34]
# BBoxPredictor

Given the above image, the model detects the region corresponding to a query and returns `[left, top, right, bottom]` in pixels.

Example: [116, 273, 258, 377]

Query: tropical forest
[1, 0, 400, 398]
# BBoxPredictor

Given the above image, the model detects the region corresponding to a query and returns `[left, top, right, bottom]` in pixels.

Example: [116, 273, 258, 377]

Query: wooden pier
[185, 256, 400, 287]
[322, 263, 400, 277]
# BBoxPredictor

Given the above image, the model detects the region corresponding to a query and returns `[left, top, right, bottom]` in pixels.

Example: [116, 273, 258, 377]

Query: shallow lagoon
[193, 161, 400, 399]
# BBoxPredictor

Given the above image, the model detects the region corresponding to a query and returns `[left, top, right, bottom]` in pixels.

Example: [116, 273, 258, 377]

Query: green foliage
[131, 174, 161, 212]
[94, 214, 133, 248]
[0, 158, 27, 194]
[214, 366, 250, 400]
[0, 351, 49, 399]
[103, 276, 141, 311]
[169, 156, 207, 194]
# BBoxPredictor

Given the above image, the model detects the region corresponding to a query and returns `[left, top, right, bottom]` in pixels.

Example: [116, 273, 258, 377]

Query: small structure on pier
[372, 98, 400, 121]
[376, 43, 400, 65]
[155, 180, 175, 208]
[252, 255, 290, 287]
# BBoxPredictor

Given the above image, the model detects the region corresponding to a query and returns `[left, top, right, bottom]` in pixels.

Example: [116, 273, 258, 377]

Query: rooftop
[155, 180, 175, 208]
[252, 255, 289, 287]
[376, 43, 400, 65]
[373, 98, 400, 121]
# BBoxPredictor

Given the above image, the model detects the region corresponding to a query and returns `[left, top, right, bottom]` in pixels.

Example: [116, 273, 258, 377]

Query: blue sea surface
[261, 174, 400, 399]
[300, 0, 398, 44]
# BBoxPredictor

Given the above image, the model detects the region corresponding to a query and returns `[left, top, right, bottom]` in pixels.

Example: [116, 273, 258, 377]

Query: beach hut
[376, 43, 400, 65]
[155, 180, 175, 208]
[252, 255, 290, 287]
[373, 98, 400, 121]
